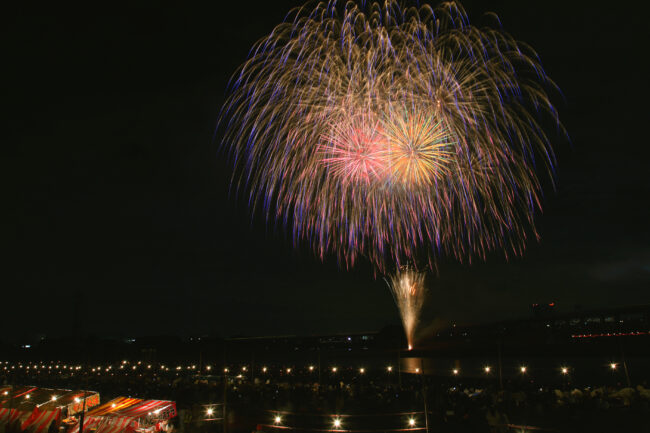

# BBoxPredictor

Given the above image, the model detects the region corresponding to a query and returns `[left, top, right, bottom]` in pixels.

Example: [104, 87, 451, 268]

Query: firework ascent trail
[387, 268, 428, 350]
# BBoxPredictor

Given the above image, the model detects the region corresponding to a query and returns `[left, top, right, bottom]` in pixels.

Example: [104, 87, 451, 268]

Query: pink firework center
[320, 110, 453, 188]
[320, 114, 389, 185]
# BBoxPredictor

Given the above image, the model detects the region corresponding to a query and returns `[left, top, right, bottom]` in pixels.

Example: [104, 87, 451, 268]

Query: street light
[408, 418, 416, 427]
[610, 363, 617, 370]
[484, 366, 491, 373]
[333, 418, 342, 429]
[520, 366, 527, 374]
[452, 369, 459, 375]
[561, 367, 569, 375]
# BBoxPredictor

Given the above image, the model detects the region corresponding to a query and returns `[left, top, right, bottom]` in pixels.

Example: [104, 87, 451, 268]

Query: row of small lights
[455, 363, 621, 375]
[211, 363, 622, 375]
[2, 361, 623, 375]
[1, 390, 85, 403]
[269, 414, 418, 429]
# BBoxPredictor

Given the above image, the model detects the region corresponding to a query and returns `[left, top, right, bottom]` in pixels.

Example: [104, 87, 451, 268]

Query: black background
[5, 1, 649, 341]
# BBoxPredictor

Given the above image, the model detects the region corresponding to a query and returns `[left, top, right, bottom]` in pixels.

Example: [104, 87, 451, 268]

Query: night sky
[6, 1, 649, 341]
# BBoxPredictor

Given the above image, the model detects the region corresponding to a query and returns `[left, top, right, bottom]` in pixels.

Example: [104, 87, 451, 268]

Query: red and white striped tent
[0, 407, 22, 425]
[20, 406, 61, 433]
[39, 390, 101, 416]
[1, 387, 98, 432]
[0, 387, 39, 429]
[93, 416, 138, 433]
[8, 387, 68, 432]
[71, 397, 176, 433]
[0, 386, 38, 405]
[69, 397, 142, 433]
[68, 415, 103, 433]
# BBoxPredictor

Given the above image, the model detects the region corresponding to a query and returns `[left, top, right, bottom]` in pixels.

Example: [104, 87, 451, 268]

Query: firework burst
[221, 0, 562, 274]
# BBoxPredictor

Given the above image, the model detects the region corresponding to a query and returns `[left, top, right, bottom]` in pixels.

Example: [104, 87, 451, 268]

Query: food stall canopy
[0, 408, 21, 425]
[21, 406, 61, 433]
[71, 397, 176, 433]
[39, 390, 100, 415]
[111, 399, 176, 420]
[68, 398, 142, 433]
[0, 386, 38, 405]
[0, 387, 39, 428]
[0, 406, 33, 429]
[93, 417, 137, 433]
[14, 388, 69, 408]
[87, 397, 142, 416]
[1, 387, 98, 432]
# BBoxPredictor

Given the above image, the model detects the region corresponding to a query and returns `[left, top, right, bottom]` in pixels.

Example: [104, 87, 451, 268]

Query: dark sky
[5, 1, 649, 341]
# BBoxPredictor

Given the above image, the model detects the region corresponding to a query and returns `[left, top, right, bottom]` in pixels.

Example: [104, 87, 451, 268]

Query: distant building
[531, 302, 556, 318]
